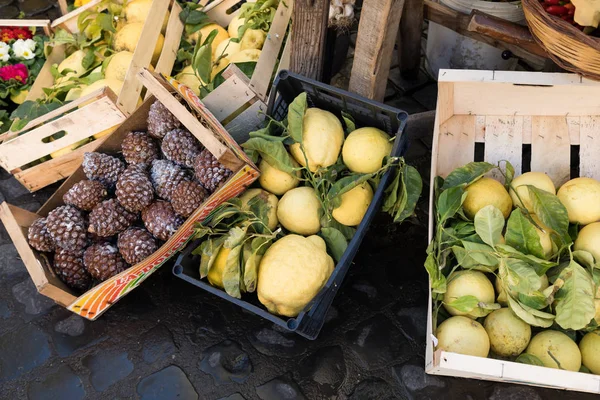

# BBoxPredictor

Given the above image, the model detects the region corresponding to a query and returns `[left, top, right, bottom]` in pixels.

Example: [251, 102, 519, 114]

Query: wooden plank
[249, 0, 293, 102]
[155, 1, 184, 75]
[224, 100, 267, 143]
[348, 0, 404, 101]
[579, 116, 600, 181]
[436, 81, 454, 126]
[58, 0, 68, 15]
[51, 0, 103, 32]
[202, 75, 256, 122]
[277, 33, 292, 74]
[530, 116, 571, 187]
[289, 0, 329, 80]
[484, 115, 523, 180]
[436, 115, 476, 177]
[26, 45, 65, 103]
[397, 0, 423, 79]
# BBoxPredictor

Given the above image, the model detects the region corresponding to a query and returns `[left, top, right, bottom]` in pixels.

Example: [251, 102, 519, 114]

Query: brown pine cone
[116, 165, 154, 212]
[171, 180, 208, 217]
[45, 206, 88, 254]
[28, 218, 54, 252]
[121, 131, 159, 167]
[88, 199, 137, 237]
[150, 159, 189, 201]
[54, 248, 93, 292]
[193, 149, 233, 193]
[161, 129, 202, 168]
[84, 243, 128, 281]
[117, 227, 158, 264]
[63, 180, 108, 211]
[142, 201, 184, 241]
[82, 152, 125, 187]
[147, 100, 181, 139]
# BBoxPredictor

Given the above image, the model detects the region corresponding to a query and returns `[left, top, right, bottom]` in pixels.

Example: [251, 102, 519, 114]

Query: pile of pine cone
[27, 100, 233, 293]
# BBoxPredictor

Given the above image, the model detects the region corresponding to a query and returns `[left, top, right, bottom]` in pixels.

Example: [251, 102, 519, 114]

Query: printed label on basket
[68, 166, 258, 319]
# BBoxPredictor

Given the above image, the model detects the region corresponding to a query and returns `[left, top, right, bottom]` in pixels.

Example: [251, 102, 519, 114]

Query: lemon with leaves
[207, 247, 230, 289]
[342, 127, 393, 173]
[258, 157, 300, 195]
[257, 234, 334, 317]
[228, 15, 245, 38]
[175, 65, 205, 96]
[443, 270, 495, 318]
[509, 172, 555, 212]
[239, 188, 279, 231]
[188, 23, 229, 58]
[526, 330, 581, 372]
[332, 182, 373, 226]
[463, 178, 512, 219]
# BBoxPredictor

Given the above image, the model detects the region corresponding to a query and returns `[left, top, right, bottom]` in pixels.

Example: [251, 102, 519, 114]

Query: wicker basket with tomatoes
[523, 0, 600, 79]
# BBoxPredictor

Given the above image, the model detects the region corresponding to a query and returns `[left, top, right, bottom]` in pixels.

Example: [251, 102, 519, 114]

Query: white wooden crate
[427, 69, 600, 394]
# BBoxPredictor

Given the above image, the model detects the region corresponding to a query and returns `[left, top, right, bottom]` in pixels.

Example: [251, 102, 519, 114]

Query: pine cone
[142, 201, 184, 241]
[28, 218, 54, 252]
[193, 149, 233, 193]
[45, 206, 88, 254]
[83, 243, 128, 281]
[63, 180, 108, 211]
[150, 159, 189, 201]
[171, 180, 208, 217]
[117, 227, 158, 264]
[82, 152, 125, 187]
[88, 199, 137, 237]
[54, 248, 93, 292]
[116, 165, 154, 212]
[121, 131, 159, 167]
[147, 100, 181, 139]
[161, 129, 202, 168]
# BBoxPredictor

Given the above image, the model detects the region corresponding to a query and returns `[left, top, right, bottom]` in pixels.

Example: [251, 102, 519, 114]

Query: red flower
[13, 27, 33, 40]
[0, 27, 33, 43]
[0, 28, 16, 43]
[0, 64, 28, 82]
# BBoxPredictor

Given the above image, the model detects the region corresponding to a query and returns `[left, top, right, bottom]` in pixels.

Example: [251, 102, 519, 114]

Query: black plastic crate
[173, 70, 409, 339]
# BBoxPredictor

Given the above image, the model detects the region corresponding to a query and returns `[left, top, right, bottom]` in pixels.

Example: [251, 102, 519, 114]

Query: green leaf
[241, 138, 296, 174]
[341, 111, 356, 134]
[503, 160, 515, 190]
[444, 295, 479, 313]
[505, 209, 545, 259]
[199, 237, 225, 278]
[573, 250, 598, 269]
[441, 162, 496, 190]
[504, 257, 544, 293]
[516, 353, 544, 366]
[451, 246, 497, 272]
[460, 241, 499, 270]
[287, 92, 307, 144]
[518, 291, 549, 310]
[382, 167, 401, 214]
[82, 48, 95, 70]
[393, 164, 422, 223]
[495, 244, 557, 276]
[328, 175, 372, 209]
[554, 260, 596, 330]
[243, 248, 262, 292]
[425, 252, 447, 294]
[436, 186, 466, 224]
[528, 186, 570, 245]
[507, 296, 554, 327]
[192, 28, 219, 83]
[580, 365, 593, 374]
[474, 205, 505, 247]
[222, 244, 244, 298]
[96, 13, 116, 33]
[320, 227, 347, 263]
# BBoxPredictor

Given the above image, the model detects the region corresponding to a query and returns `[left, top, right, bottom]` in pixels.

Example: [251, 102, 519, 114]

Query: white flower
[12, 39, 35, 60]
[0, 42, 9, 62]
[23, 39, 36, 51]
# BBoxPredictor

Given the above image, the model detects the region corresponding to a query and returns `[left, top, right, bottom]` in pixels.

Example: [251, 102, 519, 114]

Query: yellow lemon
[188, 23, 229, 58]
[228, 14, 245, 38]
[436, 316, 490, 357]
[557, 177, 600, 225]
[228, 49, 261, 64]
[207, 247, 230, 289]
[463, 178, 512, 220]
[125, 0, 170, 33]
[526, 330, 581, 372]
[113, 22, 164, 64]
[277, 186, 321, 235]
[444, 270, 495, 318]
[258, 157, 300, 196]
[215, 38, 241, 60]
[10, 90, 28, 104]
[239, 188, 279, 231]
[509, 172, 556, 212]
[579, 331, 600, 374]
[484, 308, 531, 357]
[175, 65, 205, 96]
[105, 51, 134, 82]
[342, 127, 393, 173]
[332, 182, 374, 226]
[239, 28, 266, 51]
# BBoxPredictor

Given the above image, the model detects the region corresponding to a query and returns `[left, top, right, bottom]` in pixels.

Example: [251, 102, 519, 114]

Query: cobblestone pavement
[0, 112, 598, 400]
[0, 0, 62, 21]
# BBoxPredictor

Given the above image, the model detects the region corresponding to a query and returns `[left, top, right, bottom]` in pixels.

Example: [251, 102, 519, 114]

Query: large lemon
[342, 127, 393, 173]
[509, 172, 556, 212]
[215, 38, 240, 59]
[484, 308, 531, 357]
[113, 22, 164, 64]
[557, 177, 600, 225]
[463, 178, 512, 220]
[239, 29, 266, 51]
[332, 182, 374, 226]
[595, 285, 600, 325]
[65, 86, 84, 102]
[188, 24, 229, 58]
[105, 51, 134, 81]
[257, 234, 334, 317]
[207, 247, 230, 288]
[580, 331, 600, 374]
[56, 50, 87, 83]
[443, 270, 495, 318]
[125, 0, 170, 33]
[277, 186, 321, 235]
[239, 188, 279, 231]
[526, 330, 581, 371]
[229, 49, 261, 64]
[258, 157, 300, 195]
[175, 65, 205, 96]
[436, 316, 490, 357]
[574, 222, 600, 261]
[289, 108, 345, 172]
[228, 14, 245, 38]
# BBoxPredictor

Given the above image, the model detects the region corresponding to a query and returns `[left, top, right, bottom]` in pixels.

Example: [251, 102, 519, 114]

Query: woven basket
[523, 0, 600, 80]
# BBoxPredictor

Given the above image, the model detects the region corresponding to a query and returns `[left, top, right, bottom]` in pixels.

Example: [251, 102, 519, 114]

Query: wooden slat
[0, 19, 51, 36]
[155, 1, 184, 75]
[58, 0, 68, 15]
[249, 0, 293, 101]
[579, 116, 600, 181]
[348, 0, 404, 101]
[224, 100, 267, 143]
[484, 115, 523, 180]
[567, 116, 581, 145]
[436, 81, 454, 126]
[26, 45, 65, 103]
[202, 75, 256, 122]
[289, 0, 329, 80]
[51, 0, 103, 32]
[530, 116, 571, 186]
[436, 115, 476, 177]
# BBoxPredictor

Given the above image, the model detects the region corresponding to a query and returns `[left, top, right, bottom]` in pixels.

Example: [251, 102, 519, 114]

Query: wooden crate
[0, 0, 184, 192]
[197, 0, 293, 142]
[427, 69, 600, 394]
[0, 19, 52, 36]
[0, 69, 259, 320]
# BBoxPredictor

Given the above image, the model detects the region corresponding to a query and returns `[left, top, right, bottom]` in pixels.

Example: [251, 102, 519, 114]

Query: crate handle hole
[41, 130, 67, 143]
[173, 265, 183, 275]
[287, 319, 298, 330]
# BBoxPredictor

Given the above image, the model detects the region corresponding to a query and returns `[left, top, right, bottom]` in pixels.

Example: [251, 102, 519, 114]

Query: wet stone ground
[0, 112, 599, 400]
